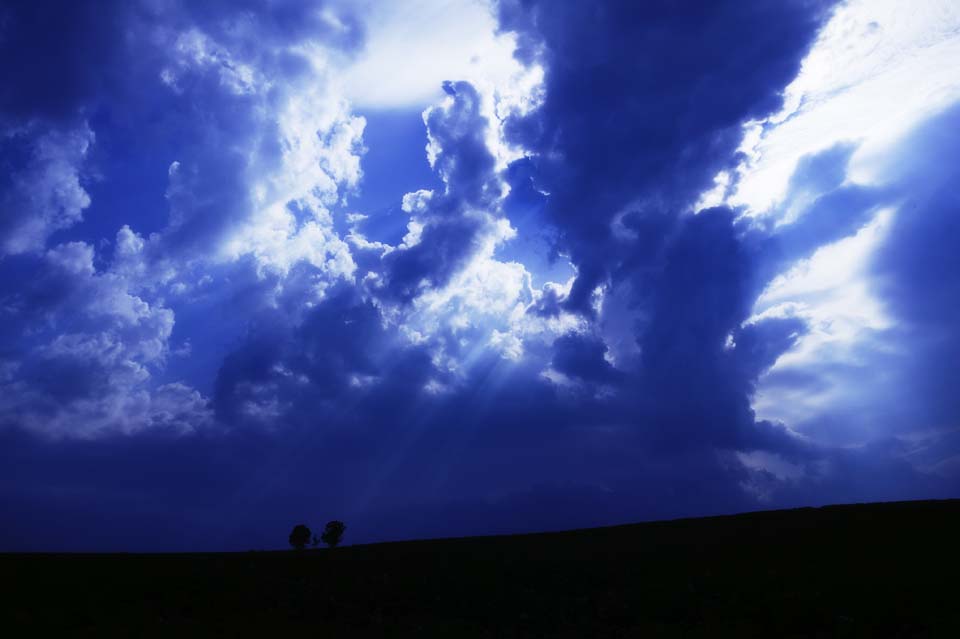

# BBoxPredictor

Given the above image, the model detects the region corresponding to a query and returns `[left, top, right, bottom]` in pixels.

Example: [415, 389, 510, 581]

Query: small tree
[289, 524, 311, 550]
[320, 520, 346, 548]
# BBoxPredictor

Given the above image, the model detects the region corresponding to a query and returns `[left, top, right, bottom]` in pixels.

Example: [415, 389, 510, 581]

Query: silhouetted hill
[3, 499, 958, 637]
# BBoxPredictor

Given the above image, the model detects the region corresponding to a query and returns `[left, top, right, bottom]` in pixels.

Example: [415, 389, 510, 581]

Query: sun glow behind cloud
[2, 0, 959, 551]
[340, 0, 525, 110]
[709, 0, 960, 449]
[731, 0, 960, 217]
[751, 207, 898, 432]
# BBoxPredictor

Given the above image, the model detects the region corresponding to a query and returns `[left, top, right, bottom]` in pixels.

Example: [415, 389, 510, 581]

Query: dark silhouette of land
[3, 499, 958, 637]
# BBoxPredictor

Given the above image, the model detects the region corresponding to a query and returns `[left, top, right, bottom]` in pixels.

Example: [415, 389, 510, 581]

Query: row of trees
[289, 521, 345, 550]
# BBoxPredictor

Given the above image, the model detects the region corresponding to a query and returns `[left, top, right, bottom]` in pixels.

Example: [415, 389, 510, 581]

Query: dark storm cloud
[212, 282, 417, 426]
[4, 0, 844, 548]
[624, 207, 803, 455]
[497, 0, 837, 313]
[551, 334, 622, 385]
[486, 1, 862, 463]
[2, 0, 956, 553]
[375, 81, 501, 303]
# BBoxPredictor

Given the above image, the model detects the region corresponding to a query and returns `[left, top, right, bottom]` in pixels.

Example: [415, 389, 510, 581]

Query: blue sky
[2, 0, 959, 551]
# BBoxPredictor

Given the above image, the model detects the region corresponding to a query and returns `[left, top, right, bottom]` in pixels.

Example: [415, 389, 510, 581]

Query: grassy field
[3, 499, 958, 637]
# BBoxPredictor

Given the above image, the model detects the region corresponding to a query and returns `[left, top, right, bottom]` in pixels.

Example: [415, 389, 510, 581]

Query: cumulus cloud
[1, 0, 957, 551]
[0, 124, 93, 255]
[0, 0, 370, 438]
[496, 0, 837, 313]
[0, 233, 213, 437]
[153, 11, 367, 265]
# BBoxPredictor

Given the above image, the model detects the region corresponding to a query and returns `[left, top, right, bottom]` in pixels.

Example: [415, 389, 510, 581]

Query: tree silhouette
[288, 524, 311, 550]
[320, 520, 346, 548]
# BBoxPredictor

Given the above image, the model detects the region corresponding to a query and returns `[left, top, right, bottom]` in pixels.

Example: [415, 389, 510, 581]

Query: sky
[1, 0, 959, 552]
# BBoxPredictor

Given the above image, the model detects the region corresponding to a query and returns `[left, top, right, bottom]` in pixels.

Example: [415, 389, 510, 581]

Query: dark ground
[2, 499, 958, 637]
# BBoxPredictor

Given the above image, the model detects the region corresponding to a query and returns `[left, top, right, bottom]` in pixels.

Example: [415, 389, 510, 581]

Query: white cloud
[340, 0, 522, 109]
[162, 22, 368, 284]
[750, 208, 898, 433]
[730, 0, 960, 216]
[339, 0, 544, 180]
[382, 200, 580, 367]
[398, 212, 531, 352]
[0, 236, 215, 438]
[0, 124, 93, 255]
[710, 0, 960, 447]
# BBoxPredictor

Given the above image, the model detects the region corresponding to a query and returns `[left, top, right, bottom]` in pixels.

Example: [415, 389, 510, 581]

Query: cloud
[0, 233, 212, 438]
[0, 124, 93, 255]
[339, 0, 523, 109]
[730, 0, 960, 215]
[1, 0, 957, 552]
[496, 0, 837, 313]
[866, 107, 960, 438]
[155, 15, 367, 263]
[0, 0, 372, 438]
[372, 82, 501, 302]
[743, 102, 960, 490]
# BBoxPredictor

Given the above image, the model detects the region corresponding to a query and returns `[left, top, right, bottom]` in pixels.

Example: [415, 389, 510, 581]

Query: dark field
[3, 500, 958, 637]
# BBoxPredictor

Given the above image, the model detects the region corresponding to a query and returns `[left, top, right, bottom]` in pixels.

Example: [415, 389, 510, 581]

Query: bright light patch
[730, 0, 960, 216]
[751, 208, 898, 431]
[340, 0, 523, 109]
